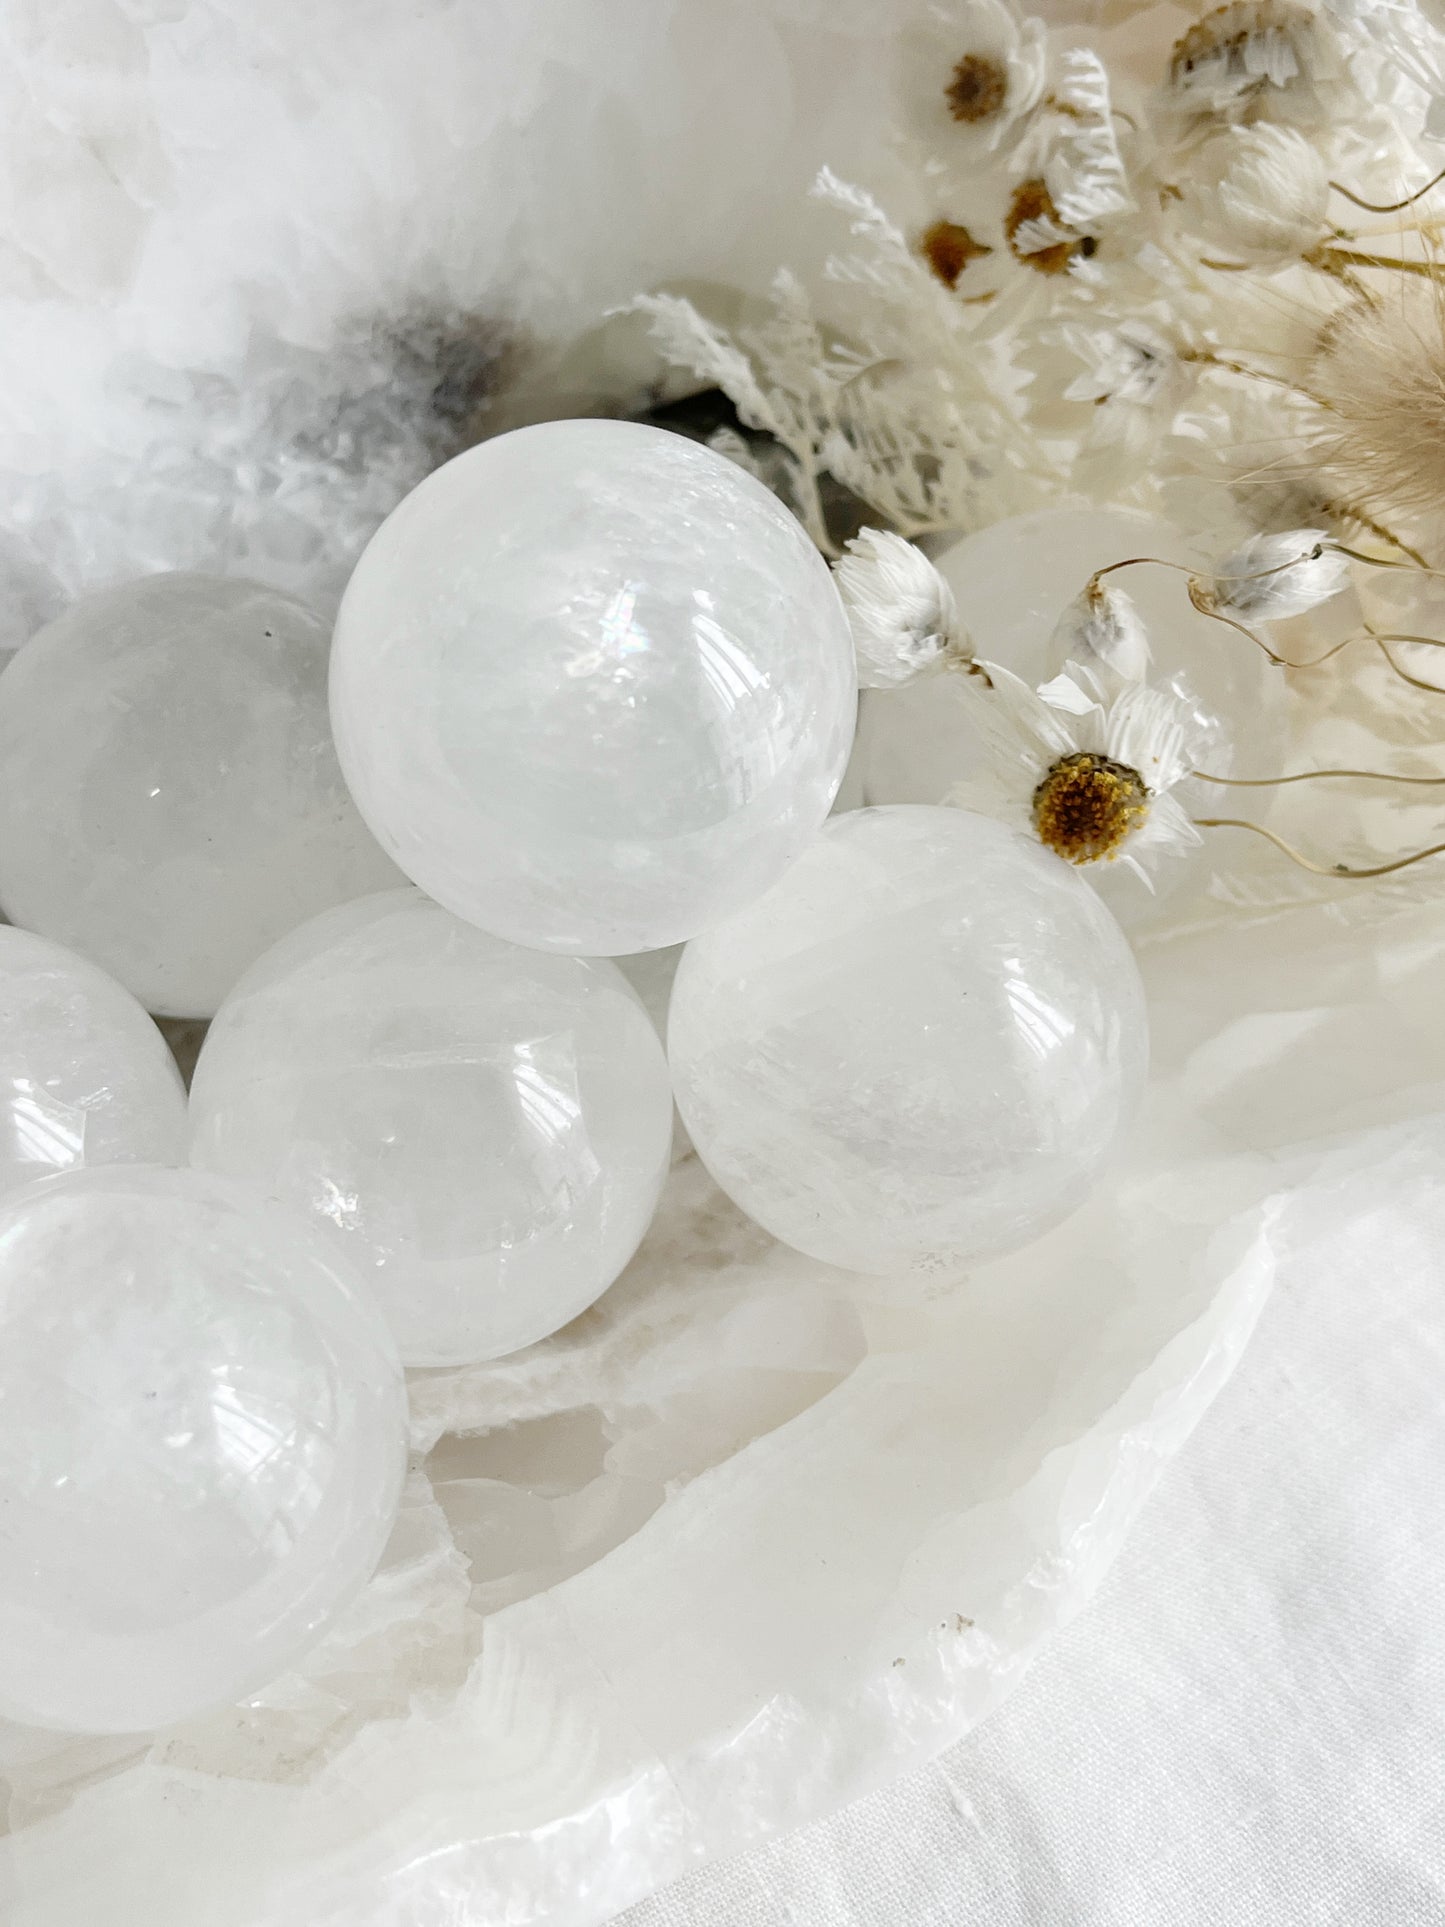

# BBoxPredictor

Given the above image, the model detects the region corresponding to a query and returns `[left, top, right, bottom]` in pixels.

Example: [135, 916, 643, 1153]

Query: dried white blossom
[833, 529, 969, 688]
[1169, 0, 1329, 116]
[1198, 528, 1351, 621]
[938, 0, 1048, 150]
[1039, 49, 1134, 230]
[948, 660, 1204, 884]
[1004, 49, 1133, 278]
[1059, 321, 1182, 410]
[1185, 125, 1330, 263]
[1051, 579, 1152, 680]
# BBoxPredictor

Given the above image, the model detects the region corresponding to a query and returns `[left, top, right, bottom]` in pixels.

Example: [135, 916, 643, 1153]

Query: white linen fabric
[621, 1116, 1445, 1926]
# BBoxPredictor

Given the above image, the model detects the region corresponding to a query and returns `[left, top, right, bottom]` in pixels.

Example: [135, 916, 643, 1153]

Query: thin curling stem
[1195, 817, 1445, 878]
[1329, 164, 1445, 213]
[1272, 631, 1445, 670]
[1377, 636, 1445, 694]
[1184, 581, 1284, 664]
[1192, 766, 1445, 788]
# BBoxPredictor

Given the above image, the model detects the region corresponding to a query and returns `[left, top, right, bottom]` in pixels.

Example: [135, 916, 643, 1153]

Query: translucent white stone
[189, 889, 674, 1365]
[329, 419, 857, 955]
[0, 574, 401, 1020]
[0, 1165, 406, 1735]
[669, 806, 1149, 1275]
[0, 926, 186, 1195]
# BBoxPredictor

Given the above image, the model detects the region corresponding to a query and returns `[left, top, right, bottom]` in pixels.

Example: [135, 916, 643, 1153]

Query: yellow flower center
[945, 54, 1009, 123]
[1032, 753, 1148, 863]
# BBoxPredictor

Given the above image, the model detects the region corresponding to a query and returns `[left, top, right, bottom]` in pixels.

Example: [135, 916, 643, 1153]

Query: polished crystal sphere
[0, 1166, 406, 1734]
[190, 889, 674, 1365]
[0, 926, 187, 1195]
[0, 574, 401, 1019]
[669, 806, 1149, 1275]
[329, 419, 857, 955]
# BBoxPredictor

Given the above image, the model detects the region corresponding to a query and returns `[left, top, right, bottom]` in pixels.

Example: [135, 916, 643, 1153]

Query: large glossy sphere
[329, 420, 857, 955]
[0, 1166, 406, 1734]
[190, 889, 674, 1364]
[0, 574, 401, 1018]
[0, 927, 186, 1194]
[669, 806, 1148, 1276]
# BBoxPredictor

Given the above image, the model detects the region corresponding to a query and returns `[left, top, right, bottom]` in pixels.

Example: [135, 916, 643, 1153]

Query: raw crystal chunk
[0, 574, 401, 1019]
[190, 889, 674, 1365]
[0, 1166, 406, 1735]
[668, 805, 1148, 1274]
[329, 420, 857, 955]
[0, 926, 186, 1194]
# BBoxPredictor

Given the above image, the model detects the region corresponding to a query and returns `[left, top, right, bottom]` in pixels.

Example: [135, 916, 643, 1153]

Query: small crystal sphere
[329, 419, 857, 955]
[669, 806, 1149, 1275]
[0, 926, 187, 1195]
[189, 889, 674, 1365]
[0, 1165, 406, 1734]
[0, 574, 401, 1019]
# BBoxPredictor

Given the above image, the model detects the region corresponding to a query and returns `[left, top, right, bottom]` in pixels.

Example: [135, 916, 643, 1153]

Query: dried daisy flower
[1003, 49, 1131, 275]
[940, 0, 1047, 147]
[1311, 281, 1445, 534]
[832, 528, 972, 688]
[948, 660, 1204, 883]
[1169, 0, 1325, 116]
[1195, 527, 1351, 620]
[1051, 579, 1152, 680]
[1184, 124, 1330, 262]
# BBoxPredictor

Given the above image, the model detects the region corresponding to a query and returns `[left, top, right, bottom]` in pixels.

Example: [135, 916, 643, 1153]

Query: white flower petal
[833, 529, 966, 689]
[1050, 581, 1152, 681]
[1106, 681, 1192, 790]
[1205, 528, 1351, 621]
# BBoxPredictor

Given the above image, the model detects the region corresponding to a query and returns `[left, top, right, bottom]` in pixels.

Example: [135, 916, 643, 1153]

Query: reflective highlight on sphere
[0, 1166, 407, 1734]
[0, 927, 187, 1195]
[668, 807, 1149, 1276]
[329, 420, 857, 955]
[189, 890, 674, 1365]
[0, 574, 401, 1019]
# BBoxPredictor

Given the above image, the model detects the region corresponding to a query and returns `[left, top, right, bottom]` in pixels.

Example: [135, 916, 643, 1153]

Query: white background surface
[621, 1135, 1445, 1925]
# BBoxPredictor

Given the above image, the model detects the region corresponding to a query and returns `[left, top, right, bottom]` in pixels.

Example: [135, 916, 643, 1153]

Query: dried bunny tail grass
[1310, 271, 1445, 532]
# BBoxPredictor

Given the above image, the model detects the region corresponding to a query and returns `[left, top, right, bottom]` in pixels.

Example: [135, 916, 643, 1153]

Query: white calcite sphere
[330, 419, 857, 955]
[0, 1166, 406, 1734]
[0, 574, 401, 1019]
[0, 926, 186, 1194]
[669, 806, 1149, 1276]
[190, 889, 674, 1365]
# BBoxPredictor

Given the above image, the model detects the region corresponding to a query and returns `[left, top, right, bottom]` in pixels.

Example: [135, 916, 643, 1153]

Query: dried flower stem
[1192, 766, 1445, 787]
[1329, 165, 1445, 213]
[1307, 244, 1445, 281]
[1195, 817, 1445, 877]
[1376, 635, 1445, 693]
[1326, 540, 1445, 577]
[1184, 349, 1336, 410]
